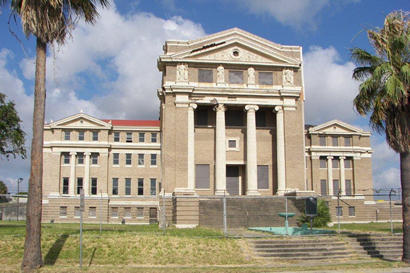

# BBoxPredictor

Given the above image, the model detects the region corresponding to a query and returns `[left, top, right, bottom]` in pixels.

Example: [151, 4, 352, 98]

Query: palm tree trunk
[401, 151, 410, 263]
[21, 38, 46, 272]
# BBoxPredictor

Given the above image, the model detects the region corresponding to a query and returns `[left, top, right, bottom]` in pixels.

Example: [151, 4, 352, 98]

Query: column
[214, 104, 226, 195]
[187, 103, 197, 192]
[69, 152, 76, 195]
[275, 106, 286, 195]
[327, 156, 333, 196]
[84, 152, 91, 196]
[340, 156, 346, 196]
[245, 105, 260, 195]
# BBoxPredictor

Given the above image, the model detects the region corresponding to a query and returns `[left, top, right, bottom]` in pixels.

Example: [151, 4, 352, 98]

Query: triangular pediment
[309, 120, 370, 135]
[47, 113, 111, 129]
[161, 28, 301, 67]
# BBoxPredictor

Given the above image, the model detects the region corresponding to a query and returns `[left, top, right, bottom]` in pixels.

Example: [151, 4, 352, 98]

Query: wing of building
[42, 28, 401, 227]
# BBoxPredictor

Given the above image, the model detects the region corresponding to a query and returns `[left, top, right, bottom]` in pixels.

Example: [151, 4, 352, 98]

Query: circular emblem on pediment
[231, 48, 240, 58]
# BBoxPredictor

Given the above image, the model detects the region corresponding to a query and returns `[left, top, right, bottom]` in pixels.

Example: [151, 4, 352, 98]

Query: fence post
[223, 193, 227, 237]
[389, 189, 395, 234]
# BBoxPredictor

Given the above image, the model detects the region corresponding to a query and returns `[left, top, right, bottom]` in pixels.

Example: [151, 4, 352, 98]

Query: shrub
[297, 199, 331, 227]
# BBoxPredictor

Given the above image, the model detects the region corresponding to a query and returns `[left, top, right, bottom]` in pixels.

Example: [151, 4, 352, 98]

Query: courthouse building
[42, 28, 399, 226]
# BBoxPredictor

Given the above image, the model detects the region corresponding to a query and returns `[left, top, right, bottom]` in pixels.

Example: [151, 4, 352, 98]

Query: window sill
[59, 216, 67, 218]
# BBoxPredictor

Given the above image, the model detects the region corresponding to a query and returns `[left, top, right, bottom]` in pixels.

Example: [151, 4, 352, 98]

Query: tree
[0, 93, 26, 159]
[0, 180, 8, 194]
[351, 11, 409, 263]
[0, 1, 109, 271]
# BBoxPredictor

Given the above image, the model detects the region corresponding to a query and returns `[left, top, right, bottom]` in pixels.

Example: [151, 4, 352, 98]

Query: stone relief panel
[217, 65, 225, 84]
[282, 69, 294, 86]
[176, 63, 188, 83]
[195, 46, 285, 64]
[247, 67, 255, 85]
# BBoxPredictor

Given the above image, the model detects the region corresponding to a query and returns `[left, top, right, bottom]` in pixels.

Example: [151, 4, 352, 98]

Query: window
[257, 165, 269, 189]
[126, 132, 132, 143]
[63, 153, 70, 164]
[91, 178, 97, 195]
[64, 131, 70, 141]
[345, 180, 352, 196]
[320, 158, 327, 168]
[256, 110, 266, 127]
[229, 70, 243, 84]
[332, 136, 338, 146]
[228, 139, 237, 148]
[91, 153, 98, 165]
[139, 132, 145, 142]
[138, 154, 144, 166]
[113, 153, 119, 165]
[111, 207, 118, 218]
[332, 158, 339, 168]
[77, 153, 84, 164]
[319, 136, 326, 146]
[150, 154, 157, 166]
[345, 158, 352, 168]
[138, 178, 144, 195]
[349, 206, 355, 216]
[114, 132, 120, 142]
[77, 178, 83, 195]
[195, 164, 210, 189]
[78, 131, 84, 141]
[92, 131, 98, 141]
[125, 178, 131, 195]
[336, 206, 343, 216]
[225, 110, 244, 126]
[344, 136, 352, 146]
[62, 177, 69, 194]
[320, 179, 327, 196]
[150, 178, 157, 196]
[136, 207, 144, 218]
[89, 207, 96, 218]
[198, 69, 213, 83]
[112, 178, 118, 195]
[126, 153, 132, 166]
[151, 133, 157, 143]
[124, 207, 131, 218]
[59, 206, 67, 217]
[195, 109, 209, 126]
[333, 179, 340, 196]
[258, 72, 273, 85]
[74, 207, 81, 218]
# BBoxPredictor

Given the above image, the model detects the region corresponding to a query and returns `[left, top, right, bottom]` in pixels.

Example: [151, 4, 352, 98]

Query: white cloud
[1, 4, 205, 191]
[230, 0, 359, 29]
[304, 46, 360, 124]
[373, 167, 401, 190]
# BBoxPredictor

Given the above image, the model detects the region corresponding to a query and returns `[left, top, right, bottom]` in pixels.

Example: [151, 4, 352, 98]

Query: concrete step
[257, 251, 351, 258]
[254, 246, 347, 253]
[253, 242, 346, 248]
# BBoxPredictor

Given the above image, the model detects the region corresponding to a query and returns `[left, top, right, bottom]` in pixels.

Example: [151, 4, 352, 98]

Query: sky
[0, 0, 408, 196]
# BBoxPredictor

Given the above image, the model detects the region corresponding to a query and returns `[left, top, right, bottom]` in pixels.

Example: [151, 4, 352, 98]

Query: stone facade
[41, 28, 398, 227]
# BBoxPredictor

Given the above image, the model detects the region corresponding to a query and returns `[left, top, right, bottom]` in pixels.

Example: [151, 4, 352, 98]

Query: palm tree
[351, 11, 409, 262]
[0, 1, 108, 271]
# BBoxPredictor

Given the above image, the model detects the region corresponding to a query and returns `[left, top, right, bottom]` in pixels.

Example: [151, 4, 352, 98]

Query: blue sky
[0, 0, 408, 195]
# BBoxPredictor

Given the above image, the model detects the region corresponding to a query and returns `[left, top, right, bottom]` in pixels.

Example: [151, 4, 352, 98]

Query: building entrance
[226, 165, 240, 195]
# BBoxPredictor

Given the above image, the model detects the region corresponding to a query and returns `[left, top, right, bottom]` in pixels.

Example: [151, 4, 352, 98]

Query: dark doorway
[149, 207, 158, 224]
[226, 166, 240, 195]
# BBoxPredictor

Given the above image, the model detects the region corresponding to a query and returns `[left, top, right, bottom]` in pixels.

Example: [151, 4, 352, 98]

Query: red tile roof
[102, 120, 160, 127]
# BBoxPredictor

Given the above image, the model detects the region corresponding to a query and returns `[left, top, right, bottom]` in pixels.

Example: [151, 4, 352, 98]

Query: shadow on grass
[44, 234, 69, 265]
[88, 247, 97, 267]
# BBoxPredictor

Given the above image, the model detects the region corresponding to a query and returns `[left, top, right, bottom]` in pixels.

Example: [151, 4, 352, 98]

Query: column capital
[84, 152, 91, 156]
[69, 152, 77, 156]
[274, 105, 283, 113]
[189, 103, 197, 110]
[339, 156, 346, 160]
[245, 105, 259, 112]
[327, 156, 334, 160]
[213, 104, 226, 112]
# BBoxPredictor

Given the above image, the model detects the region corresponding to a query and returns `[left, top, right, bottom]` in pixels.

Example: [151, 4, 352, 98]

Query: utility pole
[389, 189, 396, 234]
[16, 178, 23, 221]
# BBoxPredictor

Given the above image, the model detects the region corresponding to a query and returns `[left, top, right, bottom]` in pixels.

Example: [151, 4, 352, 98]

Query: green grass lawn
[0, 221, 408, 273]
[327, 222, 403, 233]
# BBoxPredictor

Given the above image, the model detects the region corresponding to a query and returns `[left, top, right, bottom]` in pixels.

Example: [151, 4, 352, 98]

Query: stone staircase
[347, 233, 403, 261]
[250, 236, 354, 261]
